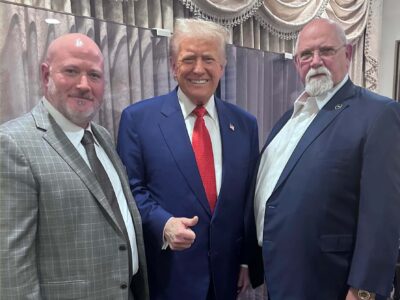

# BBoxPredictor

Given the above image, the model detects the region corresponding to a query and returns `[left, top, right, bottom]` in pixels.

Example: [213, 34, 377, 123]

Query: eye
[182, 58, 195, 64]
[88, 72, 103, 81]
[62, 68, 79, 76]
[299, 50, 313, 61]
[319, 47, 336, 57]
[203, 57, 215, 64]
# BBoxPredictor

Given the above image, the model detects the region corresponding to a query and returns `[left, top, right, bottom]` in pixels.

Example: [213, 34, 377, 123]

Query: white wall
[379, 0, 400, 98]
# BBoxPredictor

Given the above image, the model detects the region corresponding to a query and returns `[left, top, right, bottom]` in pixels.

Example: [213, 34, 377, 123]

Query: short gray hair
[294, 18, 347, 55]
[170, 18, 229, 63]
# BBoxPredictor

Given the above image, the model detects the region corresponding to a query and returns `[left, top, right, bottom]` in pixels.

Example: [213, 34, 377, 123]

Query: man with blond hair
[118, 19, 259, 300]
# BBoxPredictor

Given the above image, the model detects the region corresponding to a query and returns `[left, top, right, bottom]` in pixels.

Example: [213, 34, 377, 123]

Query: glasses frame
[296, 44, 346, 63]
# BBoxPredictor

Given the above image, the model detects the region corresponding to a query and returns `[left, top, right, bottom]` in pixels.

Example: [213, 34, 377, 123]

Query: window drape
[6, 0, 383, 91]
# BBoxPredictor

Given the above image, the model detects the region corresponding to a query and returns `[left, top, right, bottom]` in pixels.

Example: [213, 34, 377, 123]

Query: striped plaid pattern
[0, 102, 149, 299]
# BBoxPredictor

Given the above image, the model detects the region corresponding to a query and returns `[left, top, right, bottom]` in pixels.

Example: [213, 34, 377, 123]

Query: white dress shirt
[42, 97, 139, 274]
[177, 88, 222, 195]
[162, 89, 223, 250]
[254, 75, 349, 245]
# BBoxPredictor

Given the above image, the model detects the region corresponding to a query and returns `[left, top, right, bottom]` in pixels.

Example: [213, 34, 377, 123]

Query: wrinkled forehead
[296, 21, 343, 52]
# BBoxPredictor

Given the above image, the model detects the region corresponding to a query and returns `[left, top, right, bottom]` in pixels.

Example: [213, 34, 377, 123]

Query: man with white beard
[247, 18, 400, 300]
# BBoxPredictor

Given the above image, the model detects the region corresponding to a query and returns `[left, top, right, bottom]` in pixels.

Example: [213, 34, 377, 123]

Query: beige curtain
[7, 0, 382, 90]
[179, 0, 381, 90]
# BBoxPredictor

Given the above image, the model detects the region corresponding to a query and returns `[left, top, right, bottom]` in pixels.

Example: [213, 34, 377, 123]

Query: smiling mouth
[70, 96, 93, 104]
[189, 79, 208, 84]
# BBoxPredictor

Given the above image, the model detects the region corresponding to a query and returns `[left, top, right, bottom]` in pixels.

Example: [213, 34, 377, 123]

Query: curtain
[0, 2, 174, 140]
[6, 0, 383, 91]
[0, 0, 302, 145]
[221, 45, 303, 143]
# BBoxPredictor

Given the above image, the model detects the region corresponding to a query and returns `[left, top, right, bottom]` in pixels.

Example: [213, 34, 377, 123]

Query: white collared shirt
[42, 97, 139, 274]
[254, 75, 349, 245]
[177, 88, 222, 195]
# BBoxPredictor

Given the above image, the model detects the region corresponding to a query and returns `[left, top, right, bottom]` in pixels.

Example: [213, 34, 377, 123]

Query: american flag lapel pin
[229, 123, 235, 131]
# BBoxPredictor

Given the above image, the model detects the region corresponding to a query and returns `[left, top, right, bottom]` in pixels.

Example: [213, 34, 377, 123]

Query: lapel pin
[335, 104, 343, 110]
[229, 123, 235, 131]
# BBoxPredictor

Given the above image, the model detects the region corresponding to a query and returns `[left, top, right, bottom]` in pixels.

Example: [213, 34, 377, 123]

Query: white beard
[305, 67, 334, 96]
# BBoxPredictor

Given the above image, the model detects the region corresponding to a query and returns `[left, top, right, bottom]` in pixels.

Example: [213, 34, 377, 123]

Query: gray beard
[305, 76, 333, 96]
[304, 67, 334, 96]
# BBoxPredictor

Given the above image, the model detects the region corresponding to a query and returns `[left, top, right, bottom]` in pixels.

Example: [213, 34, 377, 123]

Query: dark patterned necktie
[81, 130, 132, 277]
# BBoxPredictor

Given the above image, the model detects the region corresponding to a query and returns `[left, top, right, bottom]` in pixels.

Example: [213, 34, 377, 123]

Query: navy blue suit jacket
[117, 89, 259, 300]
[248, 80, 400, 299]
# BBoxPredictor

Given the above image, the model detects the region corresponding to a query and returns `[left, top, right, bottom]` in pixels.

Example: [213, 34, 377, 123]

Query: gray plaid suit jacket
[0, 101, 149, 300]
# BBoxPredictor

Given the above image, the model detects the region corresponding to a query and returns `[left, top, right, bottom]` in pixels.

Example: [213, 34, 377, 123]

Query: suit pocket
[316, 149, 353, 165]
[40, 280, 89, 299]
[319, 234, 354, 252]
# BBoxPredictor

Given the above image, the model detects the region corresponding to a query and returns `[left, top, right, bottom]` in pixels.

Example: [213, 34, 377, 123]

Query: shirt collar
[292, 74, 349, 116]
[42, 97, 94, 147]
[177, 87, 217, 121]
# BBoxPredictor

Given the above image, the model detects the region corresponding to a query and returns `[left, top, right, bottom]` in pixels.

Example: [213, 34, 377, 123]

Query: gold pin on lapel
[229, 123, 235, 131]
[335, 104, 343, 110]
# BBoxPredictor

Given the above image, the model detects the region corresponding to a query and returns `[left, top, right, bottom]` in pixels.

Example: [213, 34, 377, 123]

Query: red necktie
[192, 106, 217, 212]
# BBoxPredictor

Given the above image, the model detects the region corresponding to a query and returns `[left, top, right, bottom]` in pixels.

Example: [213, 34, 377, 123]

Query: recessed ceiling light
[45, 18, 61, 25]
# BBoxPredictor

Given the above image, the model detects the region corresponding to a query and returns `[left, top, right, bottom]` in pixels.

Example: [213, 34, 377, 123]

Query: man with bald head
[248, 18, 400, 299]
[0, 33, 149, 299]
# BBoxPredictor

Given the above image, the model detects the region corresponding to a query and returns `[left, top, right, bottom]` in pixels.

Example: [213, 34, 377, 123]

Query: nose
[76, 74, 91, 91]
[310, 51, 323, 68]
[193, 58, 205, 74]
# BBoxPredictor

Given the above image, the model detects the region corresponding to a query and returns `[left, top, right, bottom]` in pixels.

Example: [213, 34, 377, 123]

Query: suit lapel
[32, 103, 122, 233]
[214, 98, 235, 213]
[92, 125, 144, 235]
[158, 91, 212, 216]
[272, 80, 357, 195]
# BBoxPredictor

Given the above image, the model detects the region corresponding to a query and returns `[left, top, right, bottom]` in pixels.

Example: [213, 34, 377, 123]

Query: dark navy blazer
[248, 79, 400, 300]
[117, 89, 259, 300]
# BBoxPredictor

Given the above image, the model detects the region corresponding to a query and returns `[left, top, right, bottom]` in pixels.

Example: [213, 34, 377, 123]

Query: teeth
[190, 79, 207, 84]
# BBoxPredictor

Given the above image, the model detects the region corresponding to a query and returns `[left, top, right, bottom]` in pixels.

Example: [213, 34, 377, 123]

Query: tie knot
[193, 106, 206, 118]
[81, 130, 95, 146]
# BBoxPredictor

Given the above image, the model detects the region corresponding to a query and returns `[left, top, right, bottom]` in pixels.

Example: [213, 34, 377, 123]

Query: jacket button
[119, 244, 127, 251]
[120, 283, 128, 289]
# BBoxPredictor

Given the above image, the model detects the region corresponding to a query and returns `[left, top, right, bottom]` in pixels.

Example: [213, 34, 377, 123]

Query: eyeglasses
[296, 45, 346, 63]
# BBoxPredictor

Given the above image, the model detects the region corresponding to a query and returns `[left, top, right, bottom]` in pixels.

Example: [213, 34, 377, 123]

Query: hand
[345, 288, 358, 300]
[163, 216, 199, 250]
[236, 266, 250, 296]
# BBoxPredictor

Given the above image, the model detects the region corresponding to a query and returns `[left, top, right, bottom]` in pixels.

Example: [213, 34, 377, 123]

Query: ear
[345, 44, 353, 61]
[41, 63, 50, 87]
[218, 62, 225, 78]
[170, 56, 177, 79]
[294, 55, 301, 74]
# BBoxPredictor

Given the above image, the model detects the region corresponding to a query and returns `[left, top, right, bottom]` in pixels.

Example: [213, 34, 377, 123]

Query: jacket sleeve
[0, 131, 42, 299]
[117, 108, 173, 250]
[347, 101, 400, 297]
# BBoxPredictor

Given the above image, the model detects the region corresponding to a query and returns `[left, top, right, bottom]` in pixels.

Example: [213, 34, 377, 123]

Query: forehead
[53, 47, 103, 70]
[178, 37, 220, 54]
[297, 22, 343, 51]
[49, 36, 103, 66]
